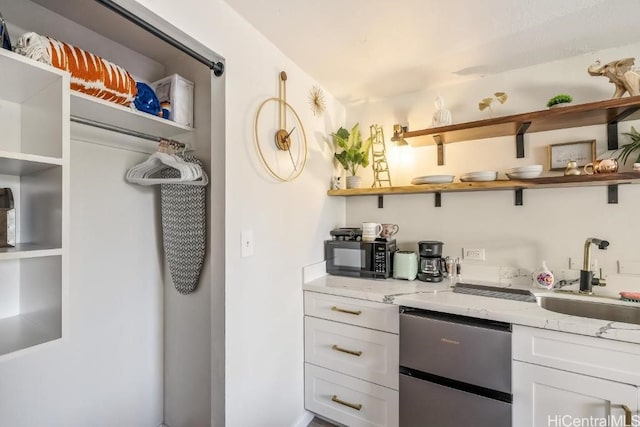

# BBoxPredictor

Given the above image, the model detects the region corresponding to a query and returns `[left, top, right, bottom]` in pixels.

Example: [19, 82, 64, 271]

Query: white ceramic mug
[362, 222, 383, 241]
[380, 223, 400, 238]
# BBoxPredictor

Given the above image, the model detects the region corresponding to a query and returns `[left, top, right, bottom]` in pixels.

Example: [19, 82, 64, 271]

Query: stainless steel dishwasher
[399, 307, 512, 426]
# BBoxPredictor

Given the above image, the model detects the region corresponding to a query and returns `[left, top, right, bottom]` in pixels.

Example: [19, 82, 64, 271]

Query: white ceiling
[224, 0, 640, 104]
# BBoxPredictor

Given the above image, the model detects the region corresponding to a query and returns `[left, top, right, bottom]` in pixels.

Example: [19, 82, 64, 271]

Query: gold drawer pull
[331, 395, 362, 411]
[331, 344, 363, 357]
[619, 404, 632, 426]
[331, 306, 362, 316]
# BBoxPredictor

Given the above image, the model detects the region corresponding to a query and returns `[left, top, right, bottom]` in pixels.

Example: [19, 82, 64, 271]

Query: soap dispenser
[533, 261, 554, 289]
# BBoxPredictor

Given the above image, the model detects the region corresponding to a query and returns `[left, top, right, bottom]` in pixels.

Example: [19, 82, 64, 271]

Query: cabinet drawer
[304, 292, 398, 333]
[400, 374, 511, 427]
[305, 363, 398, 427]
[513, 325, 640, 385]
[305, 316, 399, 389]
[400, 311, 511, 394]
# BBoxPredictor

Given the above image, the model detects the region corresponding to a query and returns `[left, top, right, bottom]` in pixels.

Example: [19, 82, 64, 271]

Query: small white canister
[393, 251, 418, 281]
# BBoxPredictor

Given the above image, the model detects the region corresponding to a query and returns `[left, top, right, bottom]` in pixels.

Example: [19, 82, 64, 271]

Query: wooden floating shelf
[403, 97, 640, 147]
[328, 172, 640, 197]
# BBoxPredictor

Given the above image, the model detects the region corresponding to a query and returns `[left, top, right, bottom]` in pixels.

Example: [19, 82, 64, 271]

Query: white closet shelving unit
[0, 0, 207, 359]
[0, 47, 68, 358]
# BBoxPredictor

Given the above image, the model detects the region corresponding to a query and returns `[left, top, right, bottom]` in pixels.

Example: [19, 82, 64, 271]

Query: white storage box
[151, 73, 194, 127]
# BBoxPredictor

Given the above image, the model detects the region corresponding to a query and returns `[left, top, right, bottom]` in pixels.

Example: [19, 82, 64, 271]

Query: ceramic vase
[549, 102, 571, 109]
[346, 175, 362, 189]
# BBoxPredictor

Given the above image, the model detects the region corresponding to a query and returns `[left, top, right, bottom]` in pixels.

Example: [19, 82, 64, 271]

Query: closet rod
[94, 0, 225, 77]
[70, 115, 186, 148]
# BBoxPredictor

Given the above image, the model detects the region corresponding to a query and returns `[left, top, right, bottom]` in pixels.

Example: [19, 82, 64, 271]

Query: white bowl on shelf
[506, 164, 543, 174]
[460, 171, 498, 182]
[506, 170, 542, 179]
[411, 175, 455, 184]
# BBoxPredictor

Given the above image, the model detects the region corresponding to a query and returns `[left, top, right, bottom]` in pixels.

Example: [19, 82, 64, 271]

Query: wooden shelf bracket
[435, 192, 442, 207]
[378, 195, 384, 209]
[515, 188, 524, 206]
[516, 122, 531, 158]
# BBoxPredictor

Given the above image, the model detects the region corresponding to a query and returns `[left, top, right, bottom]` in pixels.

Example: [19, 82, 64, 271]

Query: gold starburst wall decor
[308, 85, 326, 117]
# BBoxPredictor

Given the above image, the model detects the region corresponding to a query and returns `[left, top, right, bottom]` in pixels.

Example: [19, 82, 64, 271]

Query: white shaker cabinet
[304, 291, 399, 427]
[512, 326, 640, 427]
[513, 362, 638, 427]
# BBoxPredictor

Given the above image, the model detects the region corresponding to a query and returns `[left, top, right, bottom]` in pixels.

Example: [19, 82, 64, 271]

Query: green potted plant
[617, 126, 640, 166]
[334, 123, 373, 189]
[547, 94, 573, 109]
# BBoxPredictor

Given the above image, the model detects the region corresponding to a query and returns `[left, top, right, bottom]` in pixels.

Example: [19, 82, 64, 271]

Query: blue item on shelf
[134, 82, 161, 116]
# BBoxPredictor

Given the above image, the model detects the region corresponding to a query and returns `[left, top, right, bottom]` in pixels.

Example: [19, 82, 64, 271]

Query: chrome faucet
[579, 237, 609, 294]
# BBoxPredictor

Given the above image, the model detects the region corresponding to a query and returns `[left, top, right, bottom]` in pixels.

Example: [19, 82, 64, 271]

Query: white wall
[346, 42, 640, 296]
[129, 1, 346, 426]
[0, 138, 164, 427]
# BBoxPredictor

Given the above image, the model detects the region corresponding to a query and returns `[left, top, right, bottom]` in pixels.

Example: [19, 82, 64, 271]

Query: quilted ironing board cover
[160, 155, 206, 294]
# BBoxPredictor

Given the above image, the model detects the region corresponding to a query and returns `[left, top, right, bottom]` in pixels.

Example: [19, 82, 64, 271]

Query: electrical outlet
[618, 260, 640, 275]
[462, 248, 485, 261]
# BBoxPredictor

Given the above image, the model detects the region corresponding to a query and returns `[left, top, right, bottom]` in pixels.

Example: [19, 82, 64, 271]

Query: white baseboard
[292, 411, 314, 427]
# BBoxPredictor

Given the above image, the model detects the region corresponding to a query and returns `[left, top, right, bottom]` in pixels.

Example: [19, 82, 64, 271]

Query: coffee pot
[417, 240, 446, 282]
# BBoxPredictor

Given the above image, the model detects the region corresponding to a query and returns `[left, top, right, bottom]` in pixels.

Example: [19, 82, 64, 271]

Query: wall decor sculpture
[588, 57, 640, 99]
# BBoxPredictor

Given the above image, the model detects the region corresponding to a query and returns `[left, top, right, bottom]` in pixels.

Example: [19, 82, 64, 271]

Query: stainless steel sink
[538, 296, 640, 325]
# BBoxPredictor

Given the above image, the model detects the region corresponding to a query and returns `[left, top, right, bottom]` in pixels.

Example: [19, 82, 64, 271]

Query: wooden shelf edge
[403, 96, 640, 147]
[327, 172, 640, 197]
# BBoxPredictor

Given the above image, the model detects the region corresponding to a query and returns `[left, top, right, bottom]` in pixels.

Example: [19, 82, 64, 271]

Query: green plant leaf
[336, 127, 349, 140]
[547, 94, 572, 108]
[334, 135, 347, 150]
[334, 152, 348, 170]
[333, 122, 372, 174]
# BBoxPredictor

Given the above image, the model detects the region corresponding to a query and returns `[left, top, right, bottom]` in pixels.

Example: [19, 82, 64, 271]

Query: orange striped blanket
[14, 32, 137, 106]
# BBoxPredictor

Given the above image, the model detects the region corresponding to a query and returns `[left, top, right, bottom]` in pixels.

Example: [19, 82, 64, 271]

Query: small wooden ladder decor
[370, 124, 392, 188]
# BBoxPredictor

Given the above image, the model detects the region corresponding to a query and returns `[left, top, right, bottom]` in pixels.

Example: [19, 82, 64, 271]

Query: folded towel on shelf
[14, 32, 137, 106]
[160, 155, 207, 295]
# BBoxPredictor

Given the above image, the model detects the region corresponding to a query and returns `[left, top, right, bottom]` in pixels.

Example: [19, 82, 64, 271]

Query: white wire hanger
[126, 139, 209, 186]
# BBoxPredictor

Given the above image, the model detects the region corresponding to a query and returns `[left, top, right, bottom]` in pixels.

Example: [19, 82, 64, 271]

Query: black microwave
[325, 239, 397, 279]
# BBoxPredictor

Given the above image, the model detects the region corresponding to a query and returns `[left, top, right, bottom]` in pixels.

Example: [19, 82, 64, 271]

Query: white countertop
[303, 275, 640, 345]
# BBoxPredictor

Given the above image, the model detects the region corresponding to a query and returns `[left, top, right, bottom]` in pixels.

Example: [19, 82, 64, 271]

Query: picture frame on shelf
[548, 140, 596, 171]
